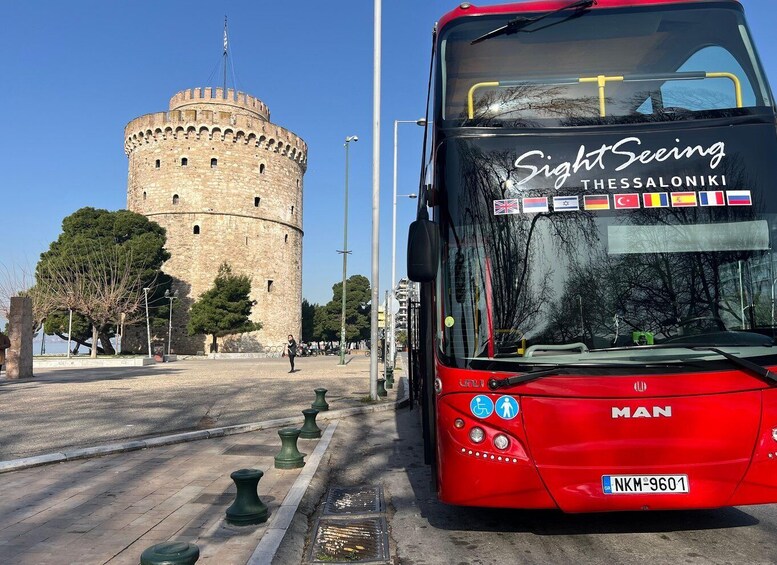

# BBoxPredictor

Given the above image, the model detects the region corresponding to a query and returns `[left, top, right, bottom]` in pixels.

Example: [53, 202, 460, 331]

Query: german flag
[671, 192, 697, 207]
[642, 192, 669, 208]
[583, 195, 610, 210]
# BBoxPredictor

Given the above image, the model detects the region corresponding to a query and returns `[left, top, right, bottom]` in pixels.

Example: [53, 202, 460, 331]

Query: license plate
[602, 474, 689, 494]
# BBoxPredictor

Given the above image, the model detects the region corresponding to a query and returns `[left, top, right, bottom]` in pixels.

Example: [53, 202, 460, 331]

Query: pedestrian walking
[285, 334, 298, 373]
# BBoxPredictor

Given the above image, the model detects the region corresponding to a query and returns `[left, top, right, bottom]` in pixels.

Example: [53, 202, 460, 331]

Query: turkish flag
[614, 193, 640, 209]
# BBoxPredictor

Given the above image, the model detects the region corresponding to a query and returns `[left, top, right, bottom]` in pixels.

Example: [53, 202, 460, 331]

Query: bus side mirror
[407, 219, 439, 282]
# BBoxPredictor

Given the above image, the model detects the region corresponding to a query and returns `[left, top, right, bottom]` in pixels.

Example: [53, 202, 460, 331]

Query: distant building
[124, 87, 308, 353]
[394, 277, 417, 332]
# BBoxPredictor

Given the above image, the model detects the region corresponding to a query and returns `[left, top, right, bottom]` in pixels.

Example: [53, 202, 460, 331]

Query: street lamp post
[390, 118, 425, 371]
[164, 289, 177, 356]
[339, 135, 358, 365]
[143, 287, 152, 358]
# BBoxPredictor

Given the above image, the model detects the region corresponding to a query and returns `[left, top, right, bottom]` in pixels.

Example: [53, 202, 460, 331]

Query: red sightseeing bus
[406, 0, 777, 512]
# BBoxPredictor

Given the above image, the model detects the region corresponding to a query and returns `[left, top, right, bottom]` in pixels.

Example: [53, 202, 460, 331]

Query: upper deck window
[439, 4, 771, 127]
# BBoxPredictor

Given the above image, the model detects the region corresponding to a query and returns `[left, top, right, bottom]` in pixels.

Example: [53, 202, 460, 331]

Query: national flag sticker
[613, 193, 640, 209]
[522, 197, 549, 213]
[583, 194, 610, 210]
[727, 190, 752, 206]
[671, 192, 698, 207]
[493, 199, 519, 215]
[643, 192, 669, 208]
[552, 195, 579, 212]
[699, 191, 725, 206]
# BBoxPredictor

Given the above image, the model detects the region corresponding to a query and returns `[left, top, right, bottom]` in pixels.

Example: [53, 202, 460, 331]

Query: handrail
[466, 71, 743, 119]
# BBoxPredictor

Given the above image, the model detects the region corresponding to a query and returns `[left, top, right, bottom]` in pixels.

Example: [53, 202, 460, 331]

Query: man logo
[612, 406, 672, 418]
[634, 381, 648, 393]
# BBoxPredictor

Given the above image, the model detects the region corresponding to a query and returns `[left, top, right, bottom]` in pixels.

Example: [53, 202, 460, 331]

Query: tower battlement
[169, 87, 270, 120]
[124, 110, 307, 168]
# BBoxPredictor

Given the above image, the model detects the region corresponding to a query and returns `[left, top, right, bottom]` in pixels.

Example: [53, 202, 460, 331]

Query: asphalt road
[0, 355, 374, 460]
[280, 406, 777, 565]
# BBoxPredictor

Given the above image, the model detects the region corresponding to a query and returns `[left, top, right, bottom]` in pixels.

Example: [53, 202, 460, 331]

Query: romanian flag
[583, 194, 610, 210]
[643, 192, 669, 208]
[727, 190, 752, 206]
[699, 191, 725, 206]
[671, 192, 697, 207]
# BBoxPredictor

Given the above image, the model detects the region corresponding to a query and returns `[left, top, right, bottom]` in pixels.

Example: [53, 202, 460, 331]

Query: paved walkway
[0, 355, 404, 564]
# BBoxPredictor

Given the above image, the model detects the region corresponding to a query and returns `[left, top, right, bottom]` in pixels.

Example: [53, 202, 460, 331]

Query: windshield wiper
[690, 346, 777, 386]
[488, 367, 567, 390]
[471, 0, 595, 45]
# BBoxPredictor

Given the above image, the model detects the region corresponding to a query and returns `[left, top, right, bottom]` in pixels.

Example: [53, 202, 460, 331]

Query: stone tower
[125, 87, 307, 353]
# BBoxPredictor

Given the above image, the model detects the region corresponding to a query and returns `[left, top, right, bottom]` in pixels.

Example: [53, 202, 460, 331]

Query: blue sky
[1, 0, 776, 308]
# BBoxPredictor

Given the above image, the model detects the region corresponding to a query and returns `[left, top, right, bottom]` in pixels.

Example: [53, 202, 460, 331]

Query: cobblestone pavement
[0, 355, 374, 459]
[0, 357, 396, 565]
[0, 421, 324, 564]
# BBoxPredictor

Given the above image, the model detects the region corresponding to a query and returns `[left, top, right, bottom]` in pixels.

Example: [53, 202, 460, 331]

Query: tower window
[291, 205, 294, 215]
[211, 158, 218, 168]
[193, 225, 200, 235]
[155, 159, 160, 168]
[267, 280, 274, 292]
[254, 196, 261, 207]
[259, 163, 265, 174]
[143, 191, 147, 200]
[181, 157, 188, 166]
[172, 194, 179, 204]
[284, 234, 288, 243]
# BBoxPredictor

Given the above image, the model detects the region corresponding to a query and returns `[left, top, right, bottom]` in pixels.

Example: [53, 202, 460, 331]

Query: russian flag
[727, 190, 752, 206]
[699, 191, 725, 206]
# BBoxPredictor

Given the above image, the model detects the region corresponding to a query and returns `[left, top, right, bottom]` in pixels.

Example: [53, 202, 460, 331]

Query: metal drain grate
[323, 486, 384, 515]
[309, 517, 389, 563]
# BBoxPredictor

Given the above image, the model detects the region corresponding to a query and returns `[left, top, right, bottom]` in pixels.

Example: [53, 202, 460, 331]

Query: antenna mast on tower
[223, 16, 228, 93]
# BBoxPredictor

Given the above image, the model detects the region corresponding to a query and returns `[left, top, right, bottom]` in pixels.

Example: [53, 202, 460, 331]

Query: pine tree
[187, 263, 261, 352]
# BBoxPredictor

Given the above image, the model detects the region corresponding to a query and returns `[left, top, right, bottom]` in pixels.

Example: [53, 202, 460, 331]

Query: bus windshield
[439, 3, 773, 127]
[437, 127, 777, 368]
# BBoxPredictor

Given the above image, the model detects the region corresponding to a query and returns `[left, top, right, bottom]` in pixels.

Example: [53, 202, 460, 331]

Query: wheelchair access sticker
[470, 395, 494, 419]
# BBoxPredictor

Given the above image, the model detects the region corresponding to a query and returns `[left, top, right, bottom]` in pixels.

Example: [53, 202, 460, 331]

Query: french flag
[727, 190, 752, 206]
[699, 191, 724, 206]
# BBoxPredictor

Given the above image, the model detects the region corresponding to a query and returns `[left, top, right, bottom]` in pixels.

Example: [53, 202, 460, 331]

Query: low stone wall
[33, 357, 156, 368]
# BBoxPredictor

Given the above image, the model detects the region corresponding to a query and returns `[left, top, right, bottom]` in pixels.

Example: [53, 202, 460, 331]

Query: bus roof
[437, 0, 742, 34]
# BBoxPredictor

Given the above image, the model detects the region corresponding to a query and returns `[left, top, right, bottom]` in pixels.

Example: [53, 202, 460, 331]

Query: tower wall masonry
[125, 88, 306, 353]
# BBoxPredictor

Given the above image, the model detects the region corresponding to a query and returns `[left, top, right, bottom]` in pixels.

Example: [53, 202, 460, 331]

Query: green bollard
[385, 369, 395, 389]
[275, 428, 305, 469]
[225, 468, 268, 526]
[377, 378, 388, 397]
[140, 541, 200, 565]
[311, 388, 329, 411]
[299, 408, 322, 439]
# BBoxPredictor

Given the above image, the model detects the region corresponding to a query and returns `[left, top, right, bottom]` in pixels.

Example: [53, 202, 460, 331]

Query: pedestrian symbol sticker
[495, 396, 519, 420]
[470, 395, 494, 419]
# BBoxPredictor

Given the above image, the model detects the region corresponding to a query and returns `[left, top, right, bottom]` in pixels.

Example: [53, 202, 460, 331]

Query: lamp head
[416, 118, 427, 126]
[345, 135, 358, 143]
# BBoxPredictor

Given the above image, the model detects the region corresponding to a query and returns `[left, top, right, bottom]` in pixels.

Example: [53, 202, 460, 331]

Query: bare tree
[35, 249, 150, 357]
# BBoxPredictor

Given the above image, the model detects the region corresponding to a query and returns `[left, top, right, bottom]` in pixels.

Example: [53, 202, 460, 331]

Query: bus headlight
[493, 434, 510, 450]
[434, 378, 442, 394]
[772, 428, 777, 442]
[469, 427, 485, 443]
[454, 418, 465, 429]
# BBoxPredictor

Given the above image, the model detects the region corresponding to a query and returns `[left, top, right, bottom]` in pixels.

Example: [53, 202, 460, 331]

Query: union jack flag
[493, 199, 519, 215]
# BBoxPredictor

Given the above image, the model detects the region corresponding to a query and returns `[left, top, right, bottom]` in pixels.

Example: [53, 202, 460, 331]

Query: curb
[0, 377, 409, 475]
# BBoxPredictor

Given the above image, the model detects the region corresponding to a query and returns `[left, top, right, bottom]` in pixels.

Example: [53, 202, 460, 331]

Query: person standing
[286, 334, 298, 373]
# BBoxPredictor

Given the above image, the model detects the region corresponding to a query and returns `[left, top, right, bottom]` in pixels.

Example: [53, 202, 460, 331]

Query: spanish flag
[643, 192, 669, 208]
[671, 192, 697, 207]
